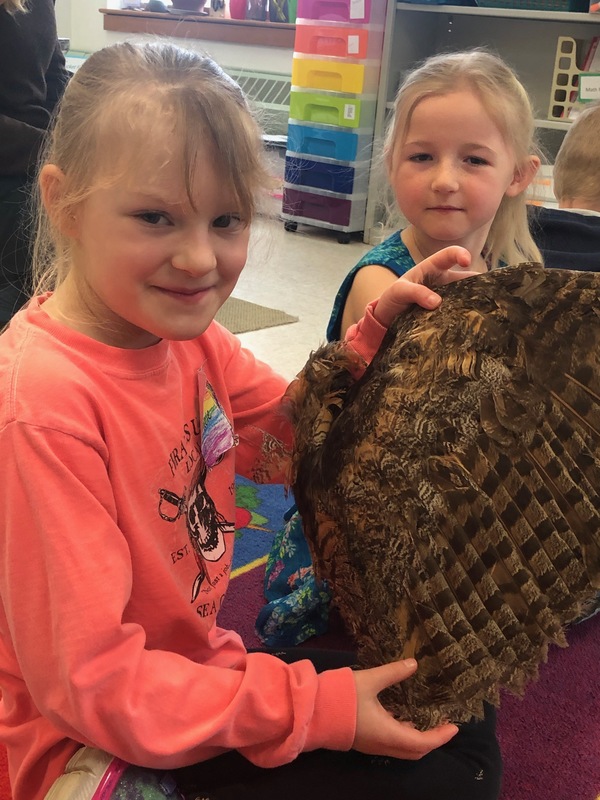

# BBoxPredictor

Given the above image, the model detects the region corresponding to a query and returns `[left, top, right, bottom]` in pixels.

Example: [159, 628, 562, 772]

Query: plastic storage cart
[282, 0, 387, 243]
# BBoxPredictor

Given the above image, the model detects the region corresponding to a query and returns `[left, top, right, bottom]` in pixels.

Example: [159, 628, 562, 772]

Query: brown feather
[289, 263, 600, 730]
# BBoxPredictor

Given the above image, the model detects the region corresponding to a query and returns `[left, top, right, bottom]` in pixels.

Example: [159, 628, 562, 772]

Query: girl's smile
[41, 148, 250, 349]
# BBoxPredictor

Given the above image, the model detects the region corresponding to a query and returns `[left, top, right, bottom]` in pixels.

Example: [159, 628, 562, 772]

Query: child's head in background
[553, 101, 600, 212]
[384, 49, 542, 271]
[34, 41, 272, 347]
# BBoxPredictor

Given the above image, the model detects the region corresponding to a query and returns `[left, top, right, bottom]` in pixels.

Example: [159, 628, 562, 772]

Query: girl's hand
[373, 246, 476, 330]
[352, 659, 459, 760]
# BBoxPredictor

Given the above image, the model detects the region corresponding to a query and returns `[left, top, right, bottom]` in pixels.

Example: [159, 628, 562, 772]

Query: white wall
[55, 0, 293, 73]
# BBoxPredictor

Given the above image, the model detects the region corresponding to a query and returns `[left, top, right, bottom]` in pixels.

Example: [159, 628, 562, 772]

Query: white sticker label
[343, 104, 357, 121]
[350, 0, 365, 20]
[347, 35, 360, 55]
[580, 73, 600, 101]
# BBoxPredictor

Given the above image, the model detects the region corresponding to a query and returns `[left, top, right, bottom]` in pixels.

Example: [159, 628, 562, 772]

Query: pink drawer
[296, 0, 387, 25]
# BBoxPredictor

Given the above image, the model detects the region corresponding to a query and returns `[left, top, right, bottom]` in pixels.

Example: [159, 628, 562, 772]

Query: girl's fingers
[374, 246, 476, 327]
[400, 246, 472, 285]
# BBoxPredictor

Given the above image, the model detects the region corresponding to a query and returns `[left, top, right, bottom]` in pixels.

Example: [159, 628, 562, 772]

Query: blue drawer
[287, 121, 373, 162]
[285, 154, 368, 194]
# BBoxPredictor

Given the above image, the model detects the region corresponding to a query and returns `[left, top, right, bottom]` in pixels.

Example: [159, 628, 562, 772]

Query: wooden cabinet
[363, 1, 600, 243]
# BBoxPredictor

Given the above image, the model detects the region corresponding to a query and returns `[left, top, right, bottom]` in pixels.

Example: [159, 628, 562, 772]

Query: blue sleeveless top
[326, 231, 415, 341]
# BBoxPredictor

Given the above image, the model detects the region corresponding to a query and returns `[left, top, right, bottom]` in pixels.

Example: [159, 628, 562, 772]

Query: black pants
[172, 648, 502, 800]
[0, 177, 33, 326]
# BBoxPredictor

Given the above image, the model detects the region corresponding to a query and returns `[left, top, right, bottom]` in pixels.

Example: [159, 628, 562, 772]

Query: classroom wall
[54, 0, 293, 72]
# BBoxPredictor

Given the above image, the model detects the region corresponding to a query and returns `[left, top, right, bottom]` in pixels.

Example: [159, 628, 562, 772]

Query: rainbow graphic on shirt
[201, 379, 235, 468]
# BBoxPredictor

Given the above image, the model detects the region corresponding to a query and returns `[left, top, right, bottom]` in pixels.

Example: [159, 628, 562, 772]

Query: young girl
[328, 48, 542, 341]
[260, 49, 543, 645]
[0, 42, 500, 800]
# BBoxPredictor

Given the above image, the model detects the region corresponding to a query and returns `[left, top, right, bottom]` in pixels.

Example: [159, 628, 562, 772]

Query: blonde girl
[0, 40, 498, 800]
[328, 49, 542, 341]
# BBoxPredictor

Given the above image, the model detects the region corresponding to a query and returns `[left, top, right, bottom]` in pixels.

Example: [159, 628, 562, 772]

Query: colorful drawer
[296, 0, 387, 25]
[289, 89, 376, 129]
[294, 21, 384, 60]
[292, 54, 380, 95]
[285, 153, 370, 194]
[287, 121, 373, 161]
[282, 185, 367, 231]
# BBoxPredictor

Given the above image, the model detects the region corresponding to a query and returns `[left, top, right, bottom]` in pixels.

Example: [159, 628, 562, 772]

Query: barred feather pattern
[290, 263, 600, 730]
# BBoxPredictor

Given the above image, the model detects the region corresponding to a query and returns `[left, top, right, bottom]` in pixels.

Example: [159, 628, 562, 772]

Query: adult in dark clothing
[0, 0, 69, 325]
[529, 101, 600, 273]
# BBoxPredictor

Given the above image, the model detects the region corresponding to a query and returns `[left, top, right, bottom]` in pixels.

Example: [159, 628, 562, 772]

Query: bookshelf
[362, 1, 600, 242]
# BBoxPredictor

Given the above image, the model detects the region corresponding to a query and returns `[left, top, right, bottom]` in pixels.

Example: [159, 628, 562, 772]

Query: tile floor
[234, 217, 372, 382]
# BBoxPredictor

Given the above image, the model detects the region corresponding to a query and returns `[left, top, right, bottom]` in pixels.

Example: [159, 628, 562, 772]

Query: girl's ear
[39, 164, 79, 238]
[505, 155, 541, 198]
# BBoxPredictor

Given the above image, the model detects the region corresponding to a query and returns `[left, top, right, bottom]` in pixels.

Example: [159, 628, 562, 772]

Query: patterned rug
[218, 476, 289, 650]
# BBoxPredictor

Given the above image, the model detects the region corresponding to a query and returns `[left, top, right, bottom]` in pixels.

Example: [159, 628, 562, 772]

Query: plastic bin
[295, 0, 387, 24]
[282, 184, 367, 231]
[289, 89, 377, 128]
[294, 20, 385, 60]
[285, 152, 370, 194]
[291, 54, 381, 95]
[286, 121, 373, 161]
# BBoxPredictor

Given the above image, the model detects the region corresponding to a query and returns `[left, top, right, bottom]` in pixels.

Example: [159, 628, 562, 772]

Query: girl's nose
[431, 161, 459, 192]
[171, 228, 217, 275]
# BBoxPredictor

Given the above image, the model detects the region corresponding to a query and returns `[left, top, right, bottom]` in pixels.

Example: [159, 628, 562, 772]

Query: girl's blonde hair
[2, 0, 28, 13]
[383, 49, 543, 270]
[553, 101, 600, 206]
[33, 41, 271, 292]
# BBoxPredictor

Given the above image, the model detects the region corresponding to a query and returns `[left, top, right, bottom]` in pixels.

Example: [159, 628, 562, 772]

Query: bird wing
[290, 263, 600, 730]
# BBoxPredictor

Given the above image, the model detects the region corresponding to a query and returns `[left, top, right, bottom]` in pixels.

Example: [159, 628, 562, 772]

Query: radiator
[224, 68, 291, 136]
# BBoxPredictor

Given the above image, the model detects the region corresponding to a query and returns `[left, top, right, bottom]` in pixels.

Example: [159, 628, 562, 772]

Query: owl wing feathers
[290, 263, 600, 730]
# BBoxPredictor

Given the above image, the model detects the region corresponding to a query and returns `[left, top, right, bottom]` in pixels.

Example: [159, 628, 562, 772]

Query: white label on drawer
[343, 104, 357, 121]
[350, 0, 365, 19]
[580, 73, 600, 101]
[347, 35, 360, 55]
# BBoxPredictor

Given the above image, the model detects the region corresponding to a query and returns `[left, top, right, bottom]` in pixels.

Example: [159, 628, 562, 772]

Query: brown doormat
[216, 297, 299, 335]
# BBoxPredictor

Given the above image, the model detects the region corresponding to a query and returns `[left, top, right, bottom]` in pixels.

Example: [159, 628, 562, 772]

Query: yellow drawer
[292, 56, 380, 95]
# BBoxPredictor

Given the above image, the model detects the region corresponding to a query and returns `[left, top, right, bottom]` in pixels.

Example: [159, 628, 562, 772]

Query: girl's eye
[213, 214, 245, 231]
[408, 153, 432, 163]
[137, 211, 170, 226]
[466, 156, 489, 167]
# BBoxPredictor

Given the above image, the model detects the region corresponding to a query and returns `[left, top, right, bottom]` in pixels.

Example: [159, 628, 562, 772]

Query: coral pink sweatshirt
[0, 294, 386, 800]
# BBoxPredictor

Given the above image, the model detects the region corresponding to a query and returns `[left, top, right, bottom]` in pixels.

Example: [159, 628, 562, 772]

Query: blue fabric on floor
[255, 504, 332, 646]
